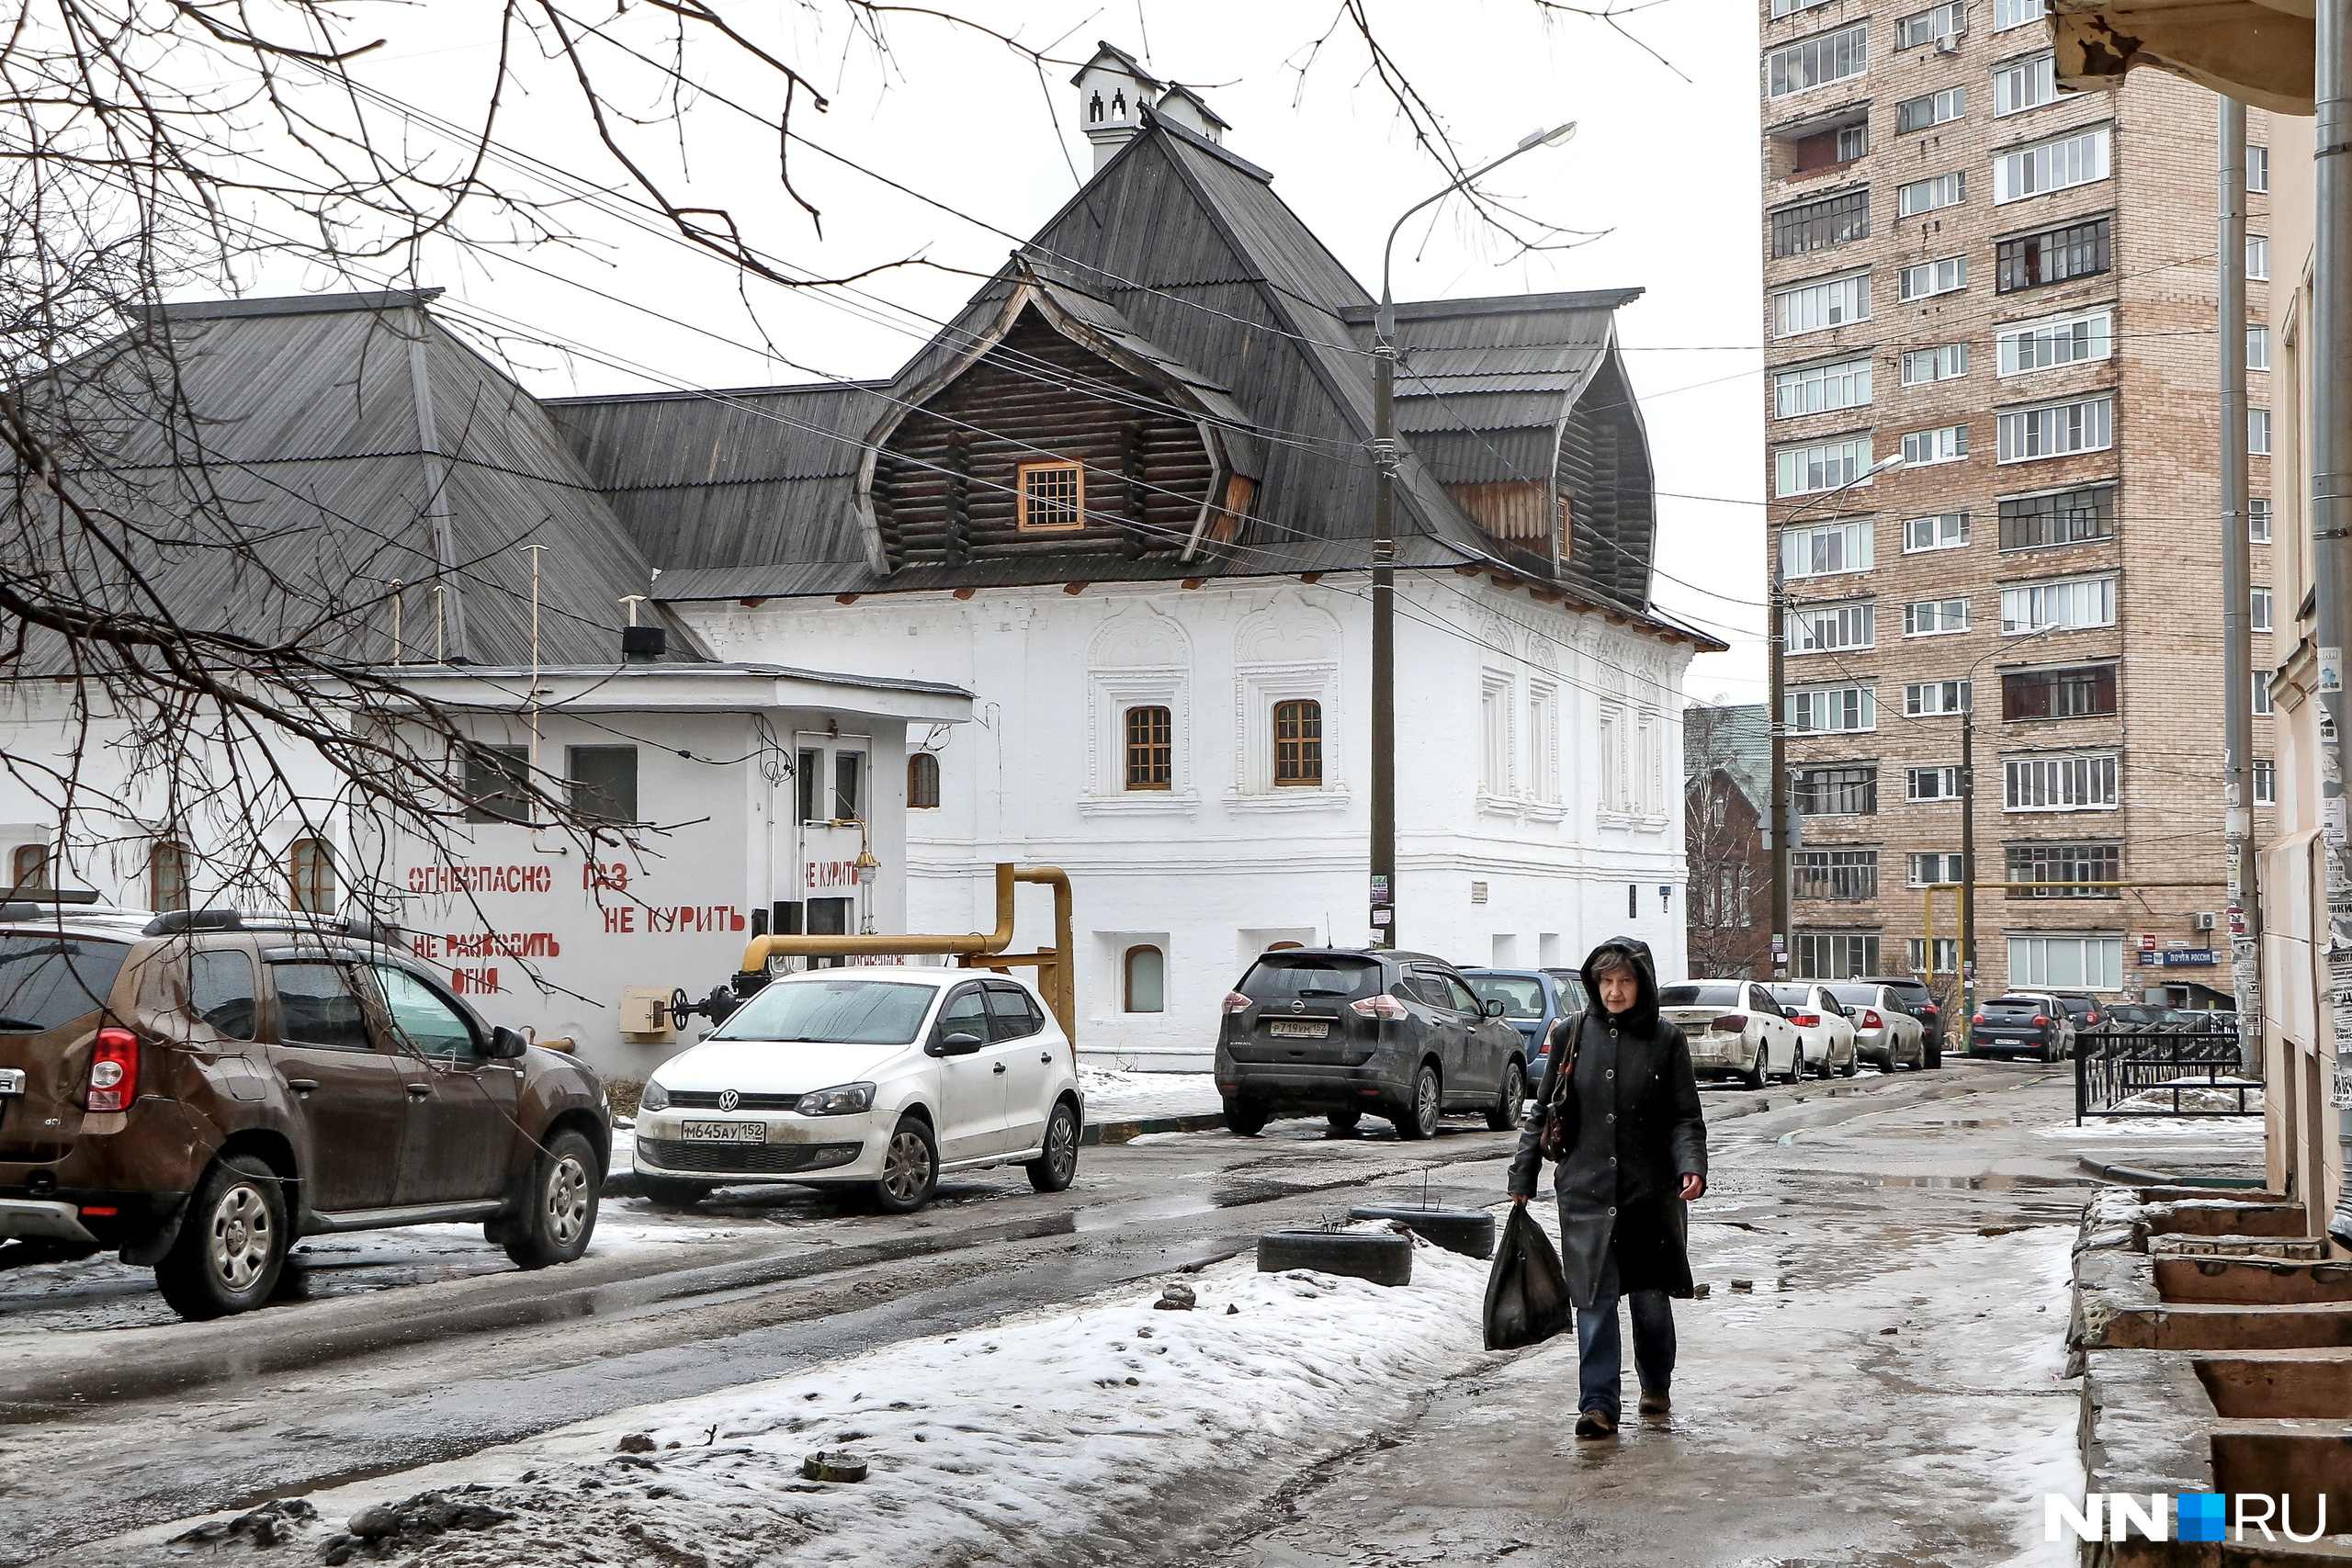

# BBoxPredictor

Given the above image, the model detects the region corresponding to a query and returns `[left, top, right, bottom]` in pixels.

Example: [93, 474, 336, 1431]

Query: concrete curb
[2076, 1155, 2268, 1190]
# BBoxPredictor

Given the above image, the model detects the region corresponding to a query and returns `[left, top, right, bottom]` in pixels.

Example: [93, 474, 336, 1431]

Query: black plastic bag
[1482, 1203, 1574, 1351]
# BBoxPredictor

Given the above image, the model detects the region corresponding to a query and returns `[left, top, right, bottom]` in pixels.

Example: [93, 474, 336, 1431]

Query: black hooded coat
[1506, 936, 1709, 1308]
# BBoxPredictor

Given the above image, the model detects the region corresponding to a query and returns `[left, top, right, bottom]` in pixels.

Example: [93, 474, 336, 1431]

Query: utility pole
[1369, 121, 1576, 951]
[2219, 96, 2264, 1076]
[2316, 0, 2352, 1246]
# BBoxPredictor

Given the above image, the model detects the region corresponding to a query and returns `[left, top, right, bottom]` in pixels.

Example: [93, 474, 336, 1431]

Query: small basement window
[1017, 459, 1085, 532]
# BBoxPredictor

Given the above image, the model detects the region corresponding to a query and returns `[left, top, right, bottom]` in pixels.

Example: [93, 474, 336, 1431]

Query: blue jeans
[1577, 1244, 1676, 1418]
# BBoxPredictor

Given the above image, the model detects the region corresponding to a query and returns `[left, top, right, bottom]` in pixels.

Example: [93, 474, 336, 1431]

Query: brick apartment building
[1758, 0, 2269, 1003]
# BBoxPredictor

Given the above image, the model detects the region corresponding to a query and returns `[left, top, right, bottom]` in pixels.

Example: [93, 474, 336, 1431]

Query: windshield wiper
[0, 1017, 49, 1031]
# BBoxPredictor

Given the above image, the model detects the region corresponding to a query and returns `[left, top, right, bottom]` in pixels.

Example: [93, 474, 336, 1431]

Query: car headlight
[640, 1079, 671, 1111]
[795, 1081, 876, 1117]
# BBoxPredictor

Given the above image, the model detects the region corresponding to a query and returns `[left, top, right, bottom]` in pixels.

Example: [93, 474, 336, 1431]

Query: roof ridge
[149, 288, 443, 321]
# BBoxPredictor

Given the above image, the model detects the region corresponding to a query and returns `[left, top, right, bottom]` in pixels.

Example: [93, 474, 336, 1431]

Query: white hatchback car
[632, 970, 1082, 1213]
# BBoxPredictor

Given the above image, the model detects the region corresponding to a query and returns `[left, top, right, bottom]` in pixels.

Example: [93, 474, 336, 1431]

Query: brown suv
[0, 897, 609, 1319]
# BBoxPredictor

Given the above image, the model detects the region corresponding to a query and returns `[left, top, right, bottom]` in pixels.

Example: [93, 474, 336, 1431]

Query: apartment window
[907, 751, 941, 809]
[796, 747, 822, 824]
[1017, 459, 1084, 531]
[2004, 751, 2119, 810]
[1994, 52, 2058, 116]
[2256, 673, 2276, 716]
[1905, 679, 1973, 716]
[9, 842, 50, 891]
[1896, 1, 1966, 49]
[1773, 190, 1871, 259]
[1794, 849, 1880, 901]
[151, 840, 192, 914]
[2248, 234, 2270, 281]
[1771, 0, 1835, 17]
[1777, 437, 1875, 497]
[1782, 516, 1877, 577]
[1995, 0, 2048, 28]
[1769, 25, 1869, 97]
[1906, 765, 1963, 801]
[1902, 423, 1971, 467]
[2248, 325, 2271, 371]
[2251, 497, 2273, 544]
[1904, 511, 1971, 553]
[1897, 87, 1966, 134]
[1774, 272, 1871, 337]
[1995, 126, 2111, 204]
[1838, 123, 1871, 162]
[1124, 945, 1165, 1013]
[2003, 664, 2117, 719]
[1898, 171, 1967, 218]
[2008, 933, 2124, 989]
[2007, 841, 2120, 897]
[464, 744, 533, 826]
[1999, 483, 2116, 549]
[2255, 759, 2277, 805]
[1901, 344, 1969, 385]
[2253, 586, 2275, 633]
[1794, 931, 1881, 979]
[1793, 765, 1879, 815]
[2250, 408, 2273, 456]
[1998, 394, 2113, 462]
[2249, 144, 2270, 194]
[1997, 217, 2112, 292]
[832, 751, 864, 821]
[288, 838, 336, 916]
[1899, 255, 1968, 301]
[1905, 597, 1971, 636]
[567, 745, 638, 825]
[1909, 936, 1962, 975]
[2000, 573, 2117, 633]
[1775, 354, 1872, 418]
[1909, 852, 1966, 886]
[1789, 600, 1876, 652]
[1997, 309, 2112, 376]
[1788, 684, 1877, 734]
[1274, 699, 1323, 786]
[1125, 705, 1173, 789]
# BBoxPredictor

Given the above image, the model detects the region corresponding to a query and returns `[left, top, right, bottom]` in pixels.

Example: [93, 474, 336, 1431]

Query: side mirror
[927, 1031, 986, 1058]
[486, 1026, 528, 1059]
[1484, 998, 1507, 1019]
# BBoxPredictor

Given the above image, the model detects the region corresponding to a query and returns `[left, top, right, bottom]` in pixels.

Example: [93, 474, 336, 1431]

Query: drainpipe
[2220, 97, 2265, 1079]
[2314, 0, 2352, 1247]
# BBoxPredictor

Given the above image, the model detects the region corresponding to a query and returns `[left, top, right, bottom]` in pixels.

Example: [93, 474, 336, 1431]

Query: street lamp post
[1767, 452, 1905, 979]
[1957, 622, 2057, 1043]
[1370, 121, 1577, 949]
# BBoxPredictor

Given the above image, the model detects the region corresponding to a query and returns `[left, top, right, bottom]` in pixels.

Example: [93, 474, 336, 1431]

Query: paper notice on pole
[2330, 796, 2350, 848]
[2324, 647, 2345, 694]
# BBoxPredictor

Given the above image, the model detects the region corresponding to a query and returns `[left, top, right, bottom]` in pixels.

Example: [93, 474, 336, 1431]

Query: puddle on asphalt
[1851, 1172, 2090, 1190]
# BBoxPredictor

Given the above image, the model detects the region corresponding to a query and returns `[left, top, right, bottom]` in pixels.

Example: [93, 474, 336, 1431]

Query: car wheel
[639, 1177, 712, 1208]
[1839, 1048, 1858, 1078]
[1486, 1060, 1526, 1131]
[1741, 1044, 1768, 1091]
[503, 1128, 600, 1269]
[154, 1154, 288, 1321]
[1326, 1107, 1363, 1134]
[1395, 1064, 1441, 1140]
[871, 1116, 939, 1214]
[1780, 1043, 1804, 1085]
[1224, 1098, 1268, 1136]
[1026, 1099, 1080, 1193]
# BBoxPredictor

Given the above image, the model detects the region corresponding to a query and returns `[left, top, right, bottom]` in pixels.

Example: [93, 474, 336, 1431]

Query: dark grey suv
[1214, 949, 1526, 1139]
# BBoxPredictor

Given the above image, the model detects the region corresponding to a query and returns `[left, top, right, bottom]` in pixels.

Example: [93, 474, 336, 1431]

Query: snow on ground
[139, 1227, 1489, 1567]
[1078, 1064, 1223, 1122]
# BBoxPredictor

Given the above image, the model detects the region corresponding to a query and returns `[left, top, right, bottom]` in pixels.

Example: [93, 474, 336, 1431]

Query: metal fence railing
[2074, 1021, 2261, 1124]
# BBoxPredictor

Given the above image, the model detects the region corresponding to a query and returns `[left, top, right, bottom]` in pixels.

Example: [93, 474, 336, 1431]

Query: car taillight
[2086, 1010, 2100, 1025]
[86, 1027, 139, 1112]
[2031, 1014, 2049, 1027]
[1351, 994, 1408, 1021]
[1862, 1009, 1883, 1029]
[1224, 991, 1253, 1014]
[1973, 1013, 1986, 1025]
[1792, 1012, 1819, 1027]
[1710, 1013, 1748, 1033]
[1922, 1005, 1939, 1017]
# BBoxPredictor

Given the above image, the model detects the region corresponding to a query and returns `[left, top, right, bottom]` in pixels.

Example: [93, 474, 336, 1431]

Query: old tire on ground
[1026, 1099, 1080, 1193]
[503, 1127, 600, 1269]
[154, 1154, 288, 1321]
[639, 1177, 712, 1208]
[1326, 1107, 1362, 1133]
[1349, 1204, 1496, 1259]
[1224, 1098, 1268, 1137]
[871, 1115, 939, 1214]
[1486, 1059, 1526, 1131]
[1394, 1064, 1442, 1141]
[1257, 1228, 1414, 1286]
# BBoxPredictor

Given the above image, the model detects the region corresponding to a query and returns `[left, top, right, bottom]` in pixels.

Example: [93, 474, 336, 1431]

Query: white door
[931, 984, 1004, 1162]
[986, 982, 1056, 1155]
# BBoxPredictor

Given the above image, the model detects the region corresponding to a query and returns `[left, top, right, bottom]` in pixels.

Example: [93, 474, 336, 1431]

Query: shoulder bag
[1537, 1010, 1586, 1163]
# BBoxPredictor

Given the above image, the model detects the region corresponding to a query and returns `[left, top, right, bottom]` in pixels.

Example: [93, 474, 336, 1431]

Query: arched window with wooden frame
[1125, 705, 1173, 790]
[289, 837, 337, 915]
[1016, 458, 1085, 532]
[9, 842, 51, 892]
[907, 751, 942, 809]
[1124, 944, 1165, 1013]
[151, 841, 191, 913]
[1273, 699, 1323, 786]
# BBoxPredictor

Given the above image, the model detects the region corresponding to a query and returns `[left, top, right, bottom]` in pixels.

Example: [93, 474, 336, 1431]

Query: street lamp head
[1867, 453, 1907, 477]
[1520, 121, 1578, 151]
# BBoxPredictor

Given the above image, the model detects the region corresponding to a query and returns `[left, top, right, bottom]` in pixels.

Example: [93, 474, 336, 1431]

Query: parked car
[1854, 975, 1948, 1066]
[1970, 994, 2075, 1060]
[2053, 992, 2108, 1042]
[637, 969, 1081, 1214]
[1462, 968, 1583, 1089]
[1828, 984, 1931, 1072]
[1655, 980, 1804, 1089]
[1768, 984, 1859, 1077]
[2100, 1002, 2194, 1028]
[0, 900, 609, 1321]
[1216, 949, 1525, 1138]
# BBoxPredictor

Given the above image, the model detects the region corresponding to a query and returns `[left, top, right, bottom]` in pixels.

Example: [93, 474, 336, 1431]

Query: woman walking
[1508, 935, 1708, 1438]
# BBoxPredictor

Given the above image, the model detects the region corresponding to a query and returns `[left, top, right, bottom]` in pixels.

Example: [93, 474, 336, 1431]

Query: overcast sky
[241, 1, 1767, 703]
